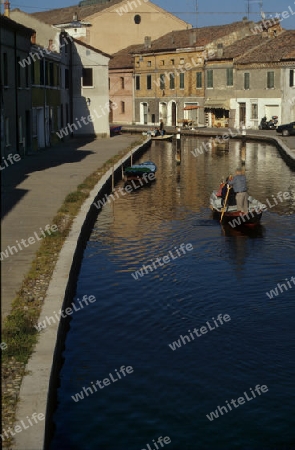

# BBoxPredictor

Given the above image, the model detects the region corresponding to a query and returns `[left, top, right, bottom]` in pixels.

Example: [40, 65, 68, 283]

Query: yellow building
[32, 0, 191, 55]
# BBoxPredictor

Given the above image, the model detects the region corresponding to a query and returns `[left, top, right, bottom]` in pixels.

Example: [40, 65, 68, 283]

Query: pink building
[109, 44, 141, 124]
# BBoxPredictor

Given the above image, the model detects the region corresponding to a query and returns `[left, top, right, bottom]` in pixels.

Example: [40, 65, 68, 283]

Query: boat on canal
[124, 161, 157, 181]
[210, 188, 265, 227]
[151, 134, 173, 141]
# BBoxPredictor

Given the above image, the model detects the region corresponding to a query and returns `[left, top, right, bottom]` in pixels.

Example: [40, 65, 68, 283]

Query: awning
[204, 99, 230, 109]
[183, 105, 201, 110]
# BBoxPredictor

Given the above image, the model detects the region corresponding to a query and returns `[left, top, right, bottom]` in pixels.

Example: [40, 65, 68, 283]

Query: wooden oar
[220, 185, 231, 223]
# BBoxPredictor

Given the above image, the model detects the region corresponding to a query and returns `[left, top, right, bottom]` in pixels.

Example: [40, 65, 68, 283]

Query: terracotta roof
[109, 44, 142, 69]
[209, 34, 274, 60]
[134, 21, 254, 54]
[0, 15, 35, 36]
[235, 30, 295, 64]
[31, 0, 124, 24]
[73, 38, 111, 58]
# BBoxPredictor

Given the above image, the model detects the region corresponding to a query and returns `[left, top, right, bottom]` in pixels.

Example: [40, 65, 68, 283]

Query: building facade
[131, 21, 257, 127]
[1, 15, 35, 157]
[32, 0, 191, 55]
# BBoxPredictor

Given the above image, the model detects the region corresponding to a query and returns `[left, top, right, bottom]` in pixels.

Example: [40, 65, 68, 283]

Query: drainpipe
[69, 34, 74, 136]
[14, 30, 20, 155]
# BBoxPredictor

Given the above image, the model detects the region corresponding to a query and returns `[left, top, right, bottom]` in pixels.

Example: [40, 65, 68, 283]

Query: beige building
[131, 21, 257, 126]
[32, 0, 191, 55]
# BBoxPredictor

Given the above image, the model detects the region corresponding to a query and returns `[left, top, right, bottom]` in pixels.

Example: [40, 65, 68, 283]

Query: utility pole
[196, 0, 198, 28]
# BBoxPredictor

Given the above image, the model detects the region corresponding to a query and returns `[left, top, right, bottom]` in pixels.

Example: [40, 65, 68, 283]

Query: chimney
[73, 12, 78, 21]
[144, 36, 151, 49]
[217, 43, 223, 58]
[4, 0, 10, 17]
[189, 30, 197, 46]
[48, 39, 53, 51]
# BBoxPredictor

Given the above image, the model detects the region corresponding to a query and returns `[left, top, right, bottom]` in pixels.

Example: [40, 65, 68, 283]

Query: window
[267, 71, 274, 89]
[135, 75, 140, 90]
[45, 61, 49, 86]
[134, 14, 141, 24]
[226, 68, 233, 86]
[290, 69, 294, 87]
[251, 103, 258, 120]
[16, 57, 21, 87]
[32, 109, 37, 136]
[40, 61, 45, 85]
[179, 72, 184, 89]
[108, 78, 110, 90]
[50, 107, 54, 132]
[55, 64, 60, 86]
[207, 69, 213, 88]
[18, 116, 23, 143]
[169, 73, 175, 89]
[171, 59, 175, 65]
[82, 68, 93, 87]
[160, 74, 165, 90]
[120, 76, 125, 89]
[65, 68, 69, 89]
[61, 104, 64, 128]
[121, 101, 125, 113]
[3, 53, 8, 85]
[147, 61, 151, 67]
[49, 62, 54, 86]
[25, 65, 29, 88]
[180, 58, 185, 64]
[196, 72, 202, 88]
[31, 61, 35, 85]
[147, 75, 152, 90]
[160, 60, 165, 66]
[244, 72, 250, 90]
[5, 118, 10, 146]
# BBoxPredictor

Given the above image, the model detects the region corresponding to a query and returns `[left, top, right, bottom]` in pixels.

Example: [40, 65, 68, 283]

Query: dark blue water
[50, 138, 295, 450]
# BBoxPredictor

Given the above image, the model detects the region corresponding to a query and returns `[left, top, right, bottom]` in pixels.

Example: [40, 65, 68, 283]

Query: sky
[2, 0, 295, 29]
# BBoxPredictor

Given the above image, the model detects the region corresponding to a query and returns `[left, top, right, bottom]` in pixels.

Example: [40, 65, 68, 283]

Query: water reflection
[50, 136, 295, 450]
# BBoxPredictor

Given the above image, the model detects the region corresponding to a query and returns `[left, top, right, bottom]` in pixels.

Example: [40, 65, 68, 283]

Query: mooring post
[130, 148, 133, 166]
[112, 166, 114, 192]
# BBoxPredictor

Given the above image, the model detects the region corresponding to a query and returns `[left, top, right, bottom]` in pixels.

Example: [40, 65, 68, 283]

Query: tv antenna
[246, 0, 263, 19]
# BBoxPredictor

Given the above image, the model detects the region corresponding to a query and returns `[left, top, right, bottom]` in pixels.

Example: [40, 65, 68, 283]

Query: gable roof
[133, 21, 254, 54]
[109, 43, 142, 69]
[73, 37, 111, 58]
[31, 0, 122, 24]
[31, 0, 188, 28]
[0, 15, 35, 36]
[235, 30, 295, 64]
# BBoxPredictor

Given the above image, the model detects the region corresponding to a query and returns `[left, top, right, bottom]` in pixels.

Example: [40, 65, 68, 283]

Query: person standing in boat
[228, 168, 248, 213]
[221, 176, 236, 206]
[159, 120, 165, 136]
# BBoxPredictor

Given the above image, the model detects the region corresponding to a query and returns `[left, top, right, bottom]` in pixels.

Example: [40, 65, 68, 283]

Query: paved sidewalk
[1, 135, 140, 322]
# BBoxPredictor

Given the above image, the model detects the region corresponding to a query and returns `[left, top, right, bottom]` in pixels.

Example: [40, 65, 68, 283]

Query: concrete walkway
[1, 135, 140, 322]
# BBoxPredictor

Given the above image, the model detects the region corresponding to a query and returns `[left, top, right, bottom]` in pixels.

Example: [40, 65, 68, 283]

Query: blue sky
[4, 0, 295, 29]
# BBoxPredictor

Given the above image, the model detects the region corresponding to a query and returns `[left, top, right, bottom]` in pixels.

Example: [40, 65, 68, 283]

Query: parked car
[276, 121, 295, 136]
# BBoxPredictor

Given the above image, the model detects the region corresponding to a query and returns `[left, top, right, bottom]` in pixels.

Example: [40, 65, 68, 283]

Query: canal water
[50, 137, 295, 450]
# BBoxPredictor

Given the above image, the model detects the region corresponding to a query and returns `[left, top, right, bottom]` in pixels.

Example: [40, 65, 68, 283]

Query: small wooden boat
[151, 134, 173, 141]
[124, 161, 157, 181]
[210, 189, 265, 227]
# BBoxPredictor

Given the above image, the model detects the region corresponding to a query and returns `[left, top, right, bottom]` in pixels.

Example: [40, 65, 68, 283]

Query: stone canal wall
[12, 138, 151, 450]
